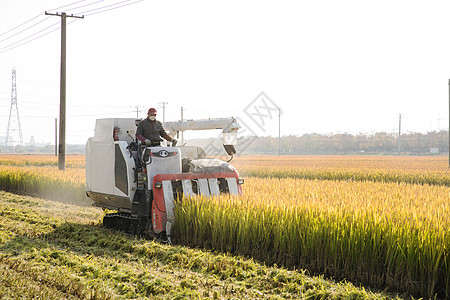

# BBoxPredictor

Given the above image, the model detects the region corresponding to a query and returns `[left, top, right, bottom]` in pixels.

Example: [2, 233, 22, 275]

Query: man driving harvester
[136, 107, 177, 146]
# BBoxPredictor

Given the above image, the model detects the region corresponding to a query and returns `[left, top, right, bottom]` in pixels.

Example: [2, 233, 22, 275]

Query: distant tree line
[0, 130, 448, 155]
[0, 144, 85, 154]
[191, 130, 449, 156]
[237, 130, 449, 155]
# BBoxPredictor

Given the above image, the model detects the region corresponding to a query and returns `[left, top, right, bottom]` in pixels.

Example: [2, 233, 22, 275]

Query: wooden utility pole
[134, 105, 144, 118]
[159, 102, 168, 123]
[54, 118, 57, 156]
[45, 11, 84, 170]
[278, 107, 281, 156]
[181, 106, 184, 144]
[398, 113, 402, 155]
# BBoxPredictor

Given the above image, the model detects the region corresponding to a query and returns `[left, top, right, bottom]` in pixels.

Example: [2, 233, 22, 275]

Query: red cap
[148, 107, 157, 115]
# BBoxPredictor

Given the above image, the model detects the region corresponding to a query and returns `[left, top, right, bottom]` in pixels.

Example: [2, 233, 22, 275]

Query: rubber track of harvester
[102, 213, 168, 242]
[103, 213, 144, 236]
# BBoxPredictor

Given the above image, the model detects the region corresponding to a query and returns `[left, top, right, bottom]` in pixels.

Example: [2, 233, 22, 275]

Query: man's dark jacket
[136, 118, 168, 143]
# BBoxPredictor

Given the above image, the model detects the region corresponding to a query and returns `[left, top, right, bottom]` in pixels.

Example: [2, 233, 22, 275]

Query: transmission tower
[5, 68, 23, 146]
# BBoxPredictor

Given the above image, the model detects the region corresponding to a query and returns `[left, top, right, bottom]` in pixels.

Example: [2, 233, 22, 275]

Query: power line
[83, 0, 144, 16]
[76, 0, 134, 15]
[0, 20, 79, 54]
[0, 21, 60, 52]
[61, 0, 107, 14]
[17, 101, 133, 109]
[46, 0, 88, 13]
[0, 14, 43, 38]
[0, 111, 136, 118]
[70, 110, 136, 117]
[44, 0, 142, 17]
[0, 0, 85, 38]
[0, 0, 143, 55]
[0, 17, 52, 44]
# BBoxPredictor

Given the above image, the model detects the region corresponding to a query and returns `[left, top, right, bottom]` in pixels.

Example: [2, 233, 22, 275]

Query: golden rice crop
[233, 155, 450, 186]
[0, 154, 85, 168]
[242, 167, 450, 186]
[2, 154, 446, 172]
[233, 155, 449, 171]
[0, 165, 89, 206]
[175, 177, 450, 299]
[2, 154, 448, 186]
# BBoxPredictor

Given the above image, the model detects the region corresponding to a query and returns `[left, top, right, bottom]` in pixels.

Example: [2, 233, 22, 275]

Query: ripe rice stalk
[174, 177, 450, 299]
[0, 166, 90, 206]
[233, 155, 450, 186]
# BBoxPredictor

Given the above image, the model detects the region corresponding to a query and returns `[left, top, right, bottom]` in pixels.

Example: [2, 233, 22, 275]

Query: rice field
[0, 164, 89, 206]
[0, 154, 85, 168]
[0, 154, 449, 299]
[234, 156, 450, 186]
[175, 177, 450, 298]
[235, 155, 448, 172]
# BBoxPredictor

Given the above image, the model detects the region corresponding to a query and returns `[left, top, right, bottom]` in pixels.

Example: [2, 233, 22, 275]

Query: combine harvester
[86, 117, 244, 242]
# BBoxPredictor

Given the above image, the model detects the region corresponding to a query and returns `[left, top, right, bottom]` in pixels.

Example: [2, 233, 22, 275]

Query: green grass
[0, 191, 405, 299]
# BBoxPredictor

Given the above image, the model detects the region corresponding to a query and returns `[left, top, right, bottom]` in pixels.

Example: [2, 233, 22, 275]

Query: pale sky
[0, 0, 449, 145]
